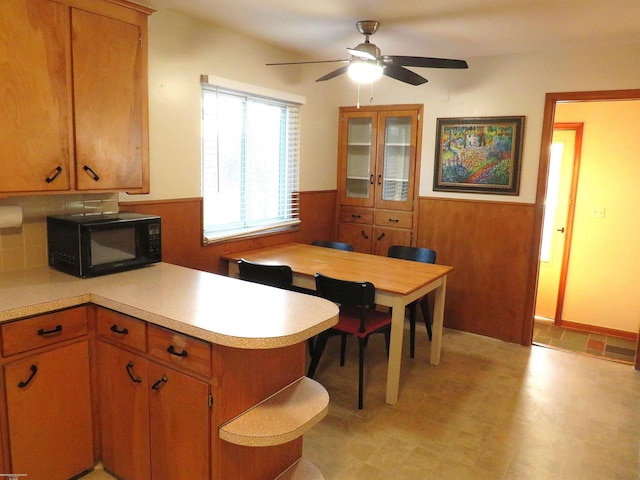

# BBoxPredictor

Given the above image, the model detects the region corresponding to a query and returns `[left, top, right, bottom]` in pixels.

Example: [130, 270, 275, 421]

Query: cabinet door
[71, 8, 145, 190]
[338, 111, 377, 207]
[375, 110, 419, 211]
[338, 222, 372, 254]
[0, 0, 71, 193]
[98, 341, 151, 480]
[149, 363, 211, 480]
[373, 226, 412, 256]
[4, 341, 94, 479]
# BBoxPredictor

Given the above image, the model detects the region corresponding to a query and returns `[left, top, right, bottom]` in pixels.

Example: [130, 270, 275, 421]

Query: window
[201, 81, 301, 242]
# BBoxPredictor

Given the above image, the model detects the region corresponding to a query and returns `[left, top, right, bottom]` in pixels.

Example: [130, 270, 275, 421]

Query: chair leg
[340, 334, 347, 366]
[421, 296, 432, 341]
[358, 337, 365, 409]
[408, 303, 417, 358]
[307, 332, 329, 378]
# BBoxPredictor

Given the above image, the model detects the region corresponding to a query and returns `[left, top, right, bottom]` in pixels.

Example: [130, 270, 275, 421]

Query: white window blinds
[201, 83, 301, 242]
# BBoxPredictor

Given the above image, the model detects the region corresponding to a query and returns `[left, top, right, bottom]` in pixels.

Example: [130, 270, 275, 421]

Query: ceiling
[138, 0, 640, 61]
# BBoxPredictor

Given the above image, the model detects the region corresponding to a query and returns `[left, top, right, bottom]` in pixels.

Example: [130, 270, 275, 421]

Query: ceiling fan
[267, 20, 468, 86]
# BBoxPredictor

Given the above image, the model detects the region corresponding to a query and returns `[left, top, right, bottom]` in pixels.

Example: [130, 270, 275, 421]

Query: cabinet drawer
[339, 208, 373, 225]
[1, 307, 88, 357]
[148, 325, 211, 378]
[375, 211, 413, 229]
[96, 308, 147, 353]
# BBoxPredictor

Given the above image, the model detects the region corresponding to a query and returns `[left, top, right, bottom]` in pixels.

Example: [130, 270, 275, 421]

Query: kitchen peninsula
[0, 262, 338, 480]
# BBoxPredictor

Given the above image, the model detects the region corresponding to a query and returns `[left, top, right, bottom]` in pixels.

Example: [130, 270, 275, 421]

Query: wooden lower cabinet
[4, 340, 94, 479]
[98, 342, 151, 480]
[98, 341, 211, 480]
[338, 222, 412, 255]
[148, 362, 210, 480]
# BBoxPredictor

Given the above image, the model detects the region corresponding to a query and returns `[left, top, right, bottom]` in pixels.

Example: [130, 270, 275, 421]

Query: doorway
[535, 124, 582, 323]
[528, 89, 640, 362]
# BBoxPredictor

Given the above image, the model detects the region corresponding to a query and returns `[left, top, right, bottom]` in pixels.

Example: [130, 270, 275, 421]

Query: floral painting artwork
[433, 116, 525, 195]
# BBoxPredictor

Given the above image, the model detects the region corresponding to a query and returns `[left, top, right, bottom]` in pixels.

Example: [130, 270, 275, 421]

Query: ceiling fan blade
[346, 48, 376, 61]
[382, 63, 428, 86]
[316, 65, 350, 82]
[267, 59, 349, 66]
[384, 55, 468, 69]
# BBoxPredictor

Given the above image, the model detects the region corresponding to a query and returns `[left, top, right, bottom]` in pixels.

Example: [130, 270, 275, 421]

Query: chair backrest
[311, 240, 355, 252]
[387, 245, 436, 264]
[238, 259, 293, 289]
[315, 273, 375, 332]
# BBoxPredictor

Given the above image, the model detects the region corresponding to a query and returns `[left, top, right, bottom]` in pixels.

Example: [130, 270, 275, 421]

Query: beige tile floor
[83, 325, 640, 480]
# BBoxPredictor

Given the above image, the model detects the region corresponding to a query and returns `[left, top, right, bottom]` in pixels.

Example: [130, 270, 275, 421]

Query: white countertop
[0, 263, 338, 349]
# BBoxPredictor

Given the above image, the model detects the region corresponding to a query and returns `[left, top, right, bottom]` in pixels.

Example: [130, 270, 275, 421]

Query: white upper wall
[125, 8, 640, 204]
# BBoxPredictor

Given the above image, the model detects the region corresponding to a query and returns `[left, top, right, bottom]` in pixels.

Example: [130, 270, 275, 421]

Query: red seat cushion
[332, 306, 392, 338]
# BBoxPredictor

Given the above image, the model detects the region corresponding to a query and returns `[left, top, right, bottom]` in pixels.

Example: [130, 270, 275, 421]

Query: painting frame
[433, 116, 525, 195]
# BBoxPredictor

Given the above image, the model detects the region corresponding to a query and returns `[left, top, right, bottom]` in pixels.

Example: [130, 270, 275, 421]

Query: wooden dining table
[223, 242, 454, 405]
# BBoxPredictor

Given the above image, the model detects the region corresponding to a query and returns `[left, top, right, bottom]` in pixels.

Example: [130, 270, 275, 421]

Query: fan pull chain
[370, 83, 374, 104]
[356, 84, 361, 109]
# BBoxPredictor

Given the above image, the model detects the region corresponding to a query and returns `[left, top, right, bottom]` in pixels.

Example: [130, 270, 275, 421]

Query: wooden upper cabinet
[337, 110, 378, 208]
[0, 0, 71, 193]
[337, 105, 421, 212]
[0, 0, 151, 196]
[71, 7, 146, 191]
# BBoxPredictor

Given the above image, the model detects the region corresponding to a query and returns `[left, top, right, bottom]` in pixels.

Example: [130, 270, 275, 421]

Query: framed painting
[433, 116, 525, 195]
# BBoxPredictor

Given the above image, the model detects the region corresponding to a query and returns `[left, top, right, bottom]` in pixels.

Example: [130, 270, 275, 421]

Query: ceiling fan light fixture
[348, 60, 383, 84]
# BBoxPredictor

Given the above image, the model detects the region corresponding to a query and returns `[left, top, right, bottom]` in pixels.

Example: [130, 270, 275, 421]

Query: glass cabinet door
[344, 116, 374, 204]
[376, 112, 417, 211]
[341, 113, 377, 206]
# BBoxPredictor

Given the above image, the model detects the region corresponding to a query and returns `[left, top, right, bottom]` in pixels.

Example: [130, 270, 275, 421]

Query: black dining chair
[307, 273, 392, 409]
[387, 245, 437, 358]
[237, 258, 316, 352]
[311, 240, 354, 251]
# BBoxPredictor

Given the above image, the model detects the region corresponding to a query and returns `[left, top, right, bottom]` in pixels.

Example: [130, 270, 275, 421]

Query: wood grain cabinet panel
[96, 307, 147, 352]
[98, 341, 151, 480]
[0, 0, 71, 193]
[4, 340, 94, 479]
[1, 306, 88, 357]
[71, 7, 146, 191]
[148, 362, 211, 480]
[148, 324, 212, 378]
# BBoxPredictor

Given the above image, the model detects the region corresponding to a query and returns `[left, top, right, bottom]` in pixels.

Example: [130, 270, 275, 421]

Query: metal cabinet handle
[167, 345, 188, 358]
[369, 174, 374, 185]
[83, 165, 100, 181]
[377, 232, 386, 241]
[361, 230, 369, 239]
[45, 166, 63, 184]
[557, 227, 565, 233]
[351, 214, 361, 219]
[377, 174, 382, 185]
[126, 361, 142, 383]
[110, 324, 129, 335]
[18, 365, 38, 388]
[37, 325, 62, 336]
[151, 375, 168, 391]
[388, 218, 399, 223]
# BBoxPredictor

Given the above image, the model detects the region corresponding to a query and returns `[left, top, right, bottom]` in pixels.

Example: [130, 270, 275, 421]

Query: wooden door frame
[522, 89, 640, 345]
[550, 123, 583, 325]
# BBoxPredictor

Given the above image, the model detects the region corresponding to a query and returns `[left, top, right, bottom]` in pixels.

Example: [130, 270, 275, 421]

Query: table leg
[385, 297, 405, 405]
[430, 276, 447, 365]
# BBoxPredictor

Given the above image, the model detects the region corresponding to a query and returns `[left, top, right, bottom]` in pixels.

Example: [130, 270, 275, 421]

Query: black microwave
[47, 212, 161, 278]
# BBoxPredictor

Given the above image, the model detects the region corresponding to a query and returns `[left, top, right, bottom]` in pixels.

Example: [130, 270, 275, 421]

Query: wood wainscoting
[417, 197, 536, 345]
[120, 191, 336, 275]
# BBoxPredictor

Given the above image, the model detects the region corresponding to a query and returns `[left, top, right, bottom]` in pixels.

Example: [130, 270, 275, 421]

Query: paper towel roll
[0, 205, 23, 229]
